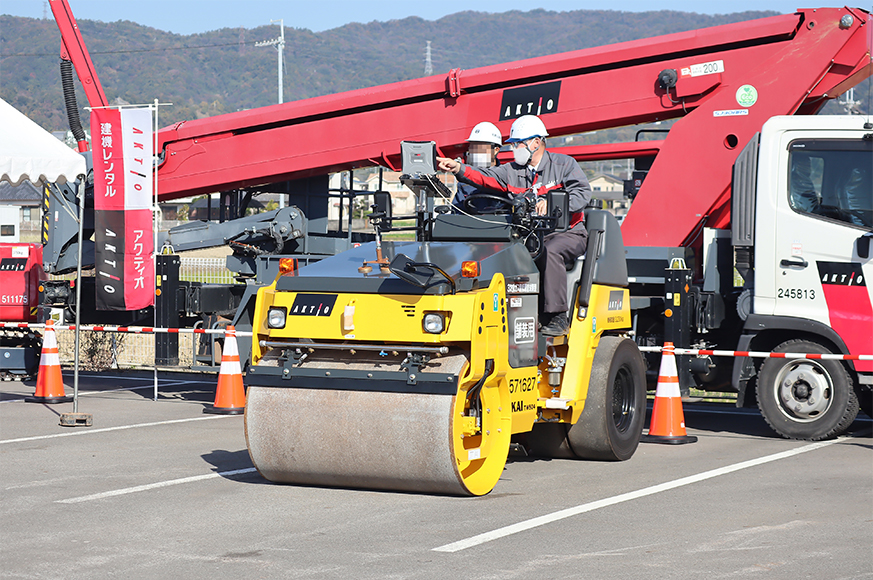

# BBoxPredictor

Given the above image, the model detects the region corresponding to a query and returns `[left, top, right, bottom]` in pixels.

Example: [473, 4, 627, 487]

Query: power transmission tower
[424, 41, 433, 76]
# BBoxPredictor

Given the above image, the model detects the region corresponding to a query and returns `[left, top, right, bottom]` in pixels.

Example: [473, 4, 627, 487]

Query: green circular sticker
[736, 84, 758, 108]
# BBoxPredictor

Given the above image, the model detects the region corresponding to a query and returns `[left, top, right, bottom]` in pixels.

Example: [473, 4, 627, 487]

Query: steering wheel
[462, 193, 516, 214]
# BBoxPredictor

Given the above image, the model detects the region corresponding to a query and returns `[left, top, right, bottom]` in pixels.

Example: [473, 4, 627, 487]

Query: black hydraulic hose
[60, 60, 86, 143]
[466, 359, 494, 427]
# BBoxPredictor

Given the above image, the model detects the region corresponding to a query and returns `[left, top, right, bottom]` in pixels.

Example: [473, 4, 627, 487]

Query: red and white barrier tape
[637, 345, 873, 361]
[2, 321, 868, 359]
[0, 322, 252, 338]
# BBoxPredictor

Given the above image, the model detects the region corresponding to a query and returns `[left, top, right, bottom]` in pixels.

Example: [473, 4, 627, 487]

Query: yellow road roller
[244, 180, 646, 496]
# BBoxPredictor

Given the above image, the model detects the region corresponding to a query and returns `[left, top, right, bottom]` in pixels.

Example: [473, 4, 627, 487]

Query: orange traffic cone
[25, 320, 73, 404]
[204, 326, 245, 415]
[640, 342, 697, 444]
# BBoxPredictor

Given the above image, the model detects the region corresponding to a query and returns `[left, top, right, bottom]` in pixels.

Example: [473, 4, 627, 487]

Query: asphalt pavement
[1, 370, 871, 579]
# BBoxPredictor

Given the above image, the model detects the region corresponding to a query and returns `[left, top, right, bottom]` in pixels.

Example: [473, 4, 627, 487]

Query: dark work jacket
[457, 150, 591, 230]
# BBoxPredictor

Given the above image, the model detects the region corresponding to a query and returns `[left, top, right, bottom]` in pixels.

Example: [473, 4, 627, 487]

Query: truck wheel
[567, 336, 646, 461]
[756, 339, 858, 440]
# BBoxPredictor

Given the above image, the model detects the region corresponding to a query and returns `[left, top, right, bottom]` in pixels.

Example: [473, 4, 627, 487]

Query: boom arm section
[156, 206, 307, 277]
[153, 8, 870, 247]
[49, 1, 108, 119]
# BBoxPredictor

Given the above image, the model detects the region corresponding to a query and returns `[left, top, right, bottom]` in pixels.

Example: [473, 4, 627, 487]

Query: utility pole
[424, 40, 433, 76]
[256, 19, 285, 105]
[256, 19, 287, 208]
[838, 87, 861, 115]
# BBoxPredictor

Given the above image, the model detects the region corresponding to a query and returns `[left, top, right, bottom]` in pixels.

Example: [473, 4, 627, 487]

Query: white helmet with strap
[507, 115, 549, 142]
[466, 122, 503, 146]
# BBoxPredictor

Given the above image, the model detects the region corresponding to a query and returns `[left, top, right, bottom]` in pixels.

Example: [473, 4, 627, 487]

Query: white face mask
[512, 140, 538, 166]
[466, 152, 490, 168]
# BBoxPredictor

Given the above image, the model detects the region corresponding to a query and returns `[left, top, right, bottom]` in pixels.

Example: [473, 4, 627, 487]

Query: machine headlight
[267, 307, 287, 329]
[423, 313, 445, 334]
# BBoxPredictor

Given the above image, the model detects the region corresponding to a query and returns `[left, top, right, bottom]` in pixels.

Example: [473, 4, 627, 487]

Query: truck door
[774, 136, 873, 372]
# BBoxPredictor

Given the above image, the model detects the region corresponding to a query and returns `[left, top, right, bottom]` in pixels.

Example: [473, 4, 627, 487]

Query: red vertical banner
[91, 108, 155, 311]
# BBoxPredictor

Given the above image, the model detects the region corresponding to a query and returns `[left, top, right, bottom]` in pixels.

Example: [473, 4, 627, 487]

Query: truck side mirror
[548, 189, 570, 232]
[858, 233, 872, 259]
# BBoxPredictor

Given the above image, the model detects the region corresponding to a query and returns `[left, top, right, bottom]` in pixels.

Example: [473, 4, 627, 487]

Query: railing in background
[48, 256, 240, 369]
[178, 257, 237, 285]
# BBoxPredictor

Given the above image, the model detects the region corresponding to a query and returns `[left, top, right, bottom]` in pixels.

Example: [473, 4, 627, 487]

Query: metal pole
[153, 99, 159, 401]
[275, 19, 284, 105]
[256, 20, 287, 209]
[72, 177, 84, 412]
[275, 19, 285, 209]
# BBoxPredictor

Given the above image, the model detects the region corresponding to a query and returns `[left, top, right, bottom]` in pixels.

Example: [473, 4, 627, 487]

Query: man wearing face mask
[452, 122, 506, 213]
[438, 115, 591, 336]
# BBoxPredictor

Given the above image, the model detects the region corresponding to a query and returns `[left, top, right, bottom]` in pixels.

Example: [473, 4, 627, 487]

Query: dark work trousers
[536, 230, 588, 314]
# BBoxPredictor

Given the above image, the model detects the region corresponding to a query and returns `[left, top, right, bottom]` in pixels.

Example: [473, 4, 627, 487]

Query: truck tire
[756, 339, 858, 440]
[566, 336, 646, 460]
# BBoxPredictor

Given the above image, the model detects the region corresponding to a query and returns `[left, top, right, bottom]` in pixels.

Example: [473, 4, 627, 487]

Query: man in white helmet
[452, 121, 507, 213]
[438, 114, 591, 336]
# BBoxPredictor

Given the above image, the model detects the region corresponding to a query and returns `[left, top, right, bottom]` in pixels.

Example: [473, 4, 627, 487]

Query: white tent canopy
[0, 98, 86, 186]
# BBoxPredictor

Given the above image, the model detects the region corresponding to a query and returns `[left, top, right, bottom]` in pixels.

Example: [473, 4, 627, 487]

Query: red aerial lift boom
[150, 7, 870, 249]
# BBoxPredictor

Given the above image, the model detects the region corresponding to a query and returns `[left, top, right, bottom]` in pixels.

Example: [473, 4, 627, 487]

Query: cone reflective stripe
[25, 320, 73, 404]
[640, 342, 697, 444]
[204, 326, 245, 415]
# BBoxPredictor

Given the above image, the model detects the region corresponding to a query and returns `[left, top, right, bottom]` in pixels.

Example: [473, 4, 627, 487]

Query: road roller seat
[564, 209, 628, 317]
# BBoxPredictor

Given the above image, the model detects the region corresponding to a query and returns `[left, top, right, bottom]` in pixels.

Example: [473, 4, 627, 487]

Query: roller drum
[245, 386, 469, 495]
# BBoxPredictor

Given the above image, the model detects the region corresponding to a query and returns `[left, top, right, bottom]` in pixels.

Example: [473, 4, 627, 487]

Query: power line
[0, 40, 258, 58]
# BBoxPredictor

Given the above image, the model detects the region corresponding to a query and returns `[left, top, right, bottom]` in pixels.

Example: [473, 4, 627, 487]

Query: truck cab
[735, 115, 872, 438]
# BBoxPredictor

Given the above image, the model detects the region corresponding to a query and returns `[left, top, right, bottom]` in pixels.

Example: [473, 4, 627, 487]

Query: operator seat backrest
[565, 209, 628, 316]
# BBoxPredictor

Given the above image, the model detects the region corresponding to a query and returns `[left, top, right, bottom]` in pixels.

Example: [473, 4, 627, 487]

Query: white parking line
[0, 415, 234, 445]
[56, 468, 258, 504]
[0, 379, 214, 403]
[433, 437, 847, 553]
[61, 374, 212, 384]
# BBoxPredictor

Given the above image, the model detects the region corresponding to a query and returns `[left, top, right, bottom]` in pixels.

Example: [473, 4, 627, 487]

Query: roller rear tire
[567, 336, 646, 460]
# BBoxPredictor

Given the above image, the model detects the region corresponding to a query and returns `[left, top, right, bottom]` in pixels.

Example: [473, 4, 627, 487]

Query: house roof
[590, 173, 624, 184]
[0, 180, 42, 204]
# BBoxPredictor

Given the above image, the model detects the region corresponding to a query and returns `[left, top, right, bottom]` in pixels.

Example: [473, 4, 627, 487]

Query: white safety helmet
[466, 121, 503, 146]
[507, 115, 549, 143]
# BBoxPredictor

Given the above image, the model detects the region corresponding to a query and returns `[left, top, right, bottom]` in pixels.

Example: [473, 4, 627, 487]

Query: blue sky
[1, 0, 863, 34]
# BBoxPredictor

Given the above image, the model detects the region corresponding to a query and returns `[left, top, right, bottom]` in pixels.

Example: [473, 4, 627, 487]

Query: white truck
[633, 114, 872, 440]
[735, 115, 872, 438]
